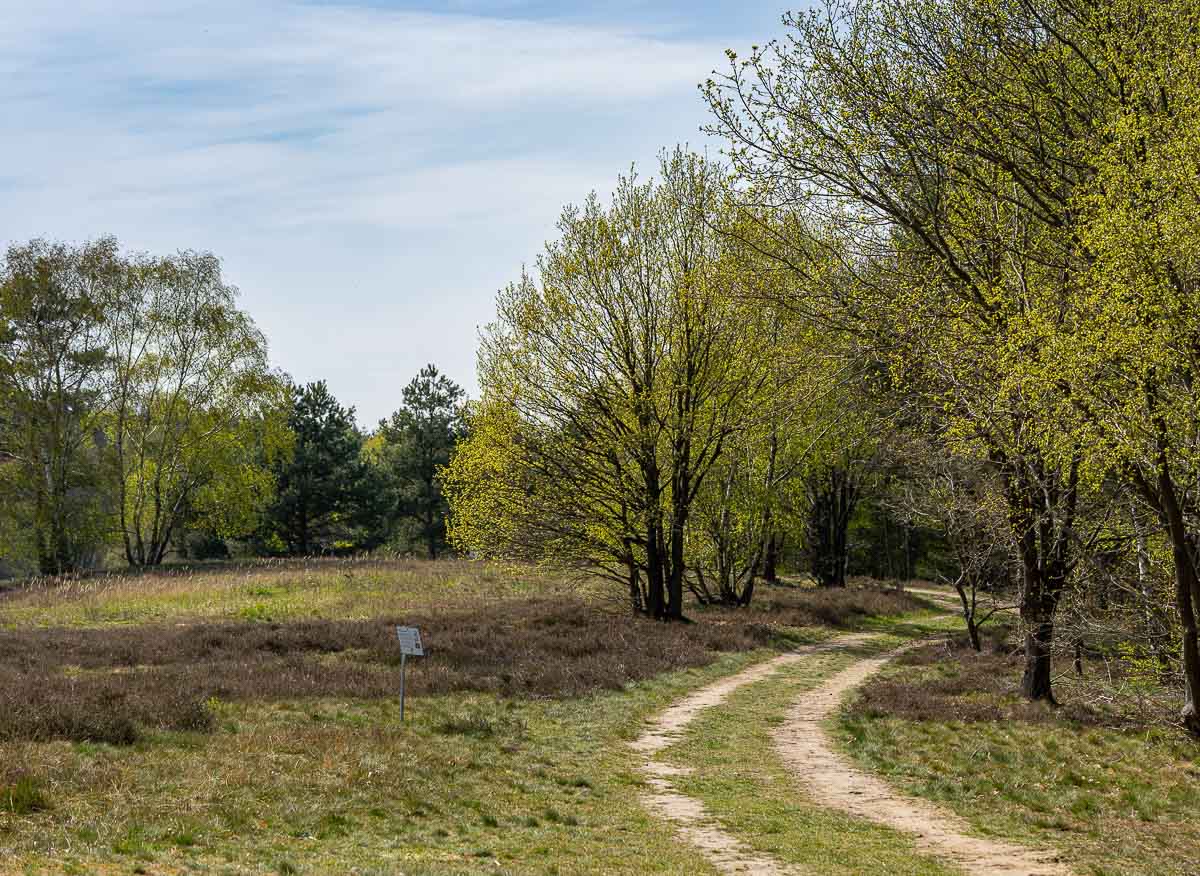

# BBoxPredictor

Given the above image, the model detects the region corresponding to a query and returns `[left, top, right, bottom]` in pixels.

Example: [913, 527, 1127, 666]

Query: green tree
[446, 151, 771, 618]
[105, 250, 287, 566]
[377, 364, 466, 559]
[1024, 0, 1200, 731]
[0, 239, 121, 574]
[265, 381, 373, 555]
[704, 0, 1095, 702]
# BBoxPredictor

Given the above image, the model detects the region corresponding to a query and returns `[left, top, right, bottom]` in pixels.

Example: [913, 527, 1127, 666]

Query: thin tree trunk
[763, 532, 779, 584]
[647, 520, 665, 620]
[1156, 466, 1200, 733]
[667, 514, 685, 620]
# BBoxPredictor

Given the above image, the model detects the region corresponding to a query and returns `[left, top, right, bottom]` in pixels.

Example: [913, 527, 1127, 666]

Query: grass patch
[838, 637, 1200, 876]
[1, 770, 51, 815]
[0, 557, 569, 628]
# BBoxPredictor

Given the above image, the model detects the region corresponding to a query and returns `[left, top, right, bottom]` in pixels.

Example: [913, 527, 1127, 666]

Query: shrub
[1, 587, 922, 743]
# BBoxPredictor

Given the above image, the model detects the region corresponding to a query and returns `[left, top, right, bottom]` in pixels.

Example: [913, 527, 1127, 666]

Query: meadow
[0, 557, 925, 875]
[4, 559, 1194, 875]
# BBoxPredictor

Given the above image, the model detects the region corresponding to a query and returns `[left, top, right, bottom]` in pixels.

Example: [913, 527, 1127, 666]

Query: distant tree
[0, 239, 121, 574]
[264, 381, 372, 555]
[105, 250, 288, 566]
[377, 365, 466, 559]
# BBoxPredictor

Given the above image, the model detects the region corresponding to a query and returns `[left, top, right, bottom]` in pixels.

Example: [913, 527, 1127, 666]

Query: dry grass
[727, 585, 927, 630]
[0, 597, 782, 745]
[847, 626, 1183, 730]
[0, 568, 926, 746]
[0, 557, 573, 628]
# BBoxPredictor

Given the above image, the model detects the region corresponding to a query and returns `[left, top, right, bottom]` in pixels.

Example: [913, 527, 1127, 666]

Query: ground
[837, 621, 1200, 876]
[0, 561, 1193, 875]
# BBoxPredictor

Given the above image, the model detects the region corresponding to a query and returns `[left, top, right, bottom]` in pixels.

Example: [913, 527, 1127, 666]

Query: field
[0, 558, 928, 875]
[3, 560, 1194, 875]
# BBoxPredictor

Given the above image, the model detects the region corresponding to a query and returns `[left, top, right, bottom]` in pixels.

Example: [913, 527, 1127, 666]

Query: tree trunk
[1175, 563, 1200, 733]
[1020, 619, 1055, 702]
[953, 573, 982, 652]
[427, 507, 438, 560]
[299, 501, 309, 556]
[667, 513, 685, 620]
[738, 574, 757, 607]
[1018, 549, 1064, 703]
[1153, 458, 1200, 734]
[646, 521, 665, 620]
[628, 562, 643, 614]
[809, 466, 855, 588]
[763, 532, 780, 584]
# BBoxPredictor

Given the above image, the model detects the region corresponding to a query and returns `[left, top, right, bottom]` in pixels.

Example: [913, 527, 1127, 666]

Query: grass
[0, 559, 931, 873]
[837, 633, 1200, 876]
[2, 660, 771, 874]
[0, 557, 568, 628]
[657, 620, 965, 875]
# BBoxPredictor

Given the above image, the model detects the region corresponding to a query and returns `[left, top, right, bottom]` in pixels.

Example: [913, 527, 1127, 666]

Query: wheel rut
[631, 634, 873, 875]
[634, 626, 1074, 875]
[772, 644, 1074, 875]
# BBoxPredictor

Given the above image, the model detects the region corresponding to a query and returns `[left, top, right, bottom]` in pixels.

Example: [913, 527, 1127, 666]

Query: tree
[804, 458, 865, 589]
[1029, 0, 1200, 732]
[446, 151, 771, 618]
[0, 239, 121, 574]
[891, 434, 1015, 650]
[105, 250, 287, 566]
[377, 365, 466, 559]
[264, 381, 373, 556]
[704, 0, 1095, 702]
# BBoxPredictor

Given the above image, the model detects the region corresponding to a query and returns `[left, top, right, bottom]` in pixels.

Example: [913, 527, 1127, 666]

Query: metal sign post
[395, 626, 425, 721]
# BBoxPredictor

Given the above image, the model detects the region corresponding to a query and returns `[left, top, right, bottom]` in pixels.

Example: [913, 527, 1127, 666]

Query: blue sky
[1, 0, 792, 425]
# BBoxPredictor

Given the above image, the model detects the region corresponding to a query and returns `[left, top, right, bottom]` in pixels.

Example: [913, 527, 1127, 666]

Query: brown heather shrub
[847, 629, 1176, 730]
[732, 587, 926, 630]
[1, 588, 922, 745]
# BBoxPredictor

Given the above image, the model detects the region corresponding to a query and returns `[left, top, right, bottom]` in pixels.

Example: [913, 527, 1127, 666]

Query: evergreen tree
[265, 381, 373, 555]
[378, 365, 465, 559]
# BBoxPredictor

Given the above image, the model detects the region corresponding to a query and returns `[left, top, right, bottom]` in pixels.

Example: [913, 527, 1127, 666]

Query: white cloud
[0, 0, 729, 420]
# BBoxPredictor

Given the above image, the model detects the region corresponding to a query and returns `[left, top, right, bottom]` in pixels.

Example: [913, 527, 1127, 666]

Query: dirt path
[631, 634, 875, 875]
[773, 646, 1073, 876]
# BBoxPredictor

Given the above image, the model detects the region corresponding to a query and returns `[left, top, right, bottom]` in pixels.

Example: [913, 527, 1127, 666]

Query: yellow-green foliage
[444, 151, 778, 591]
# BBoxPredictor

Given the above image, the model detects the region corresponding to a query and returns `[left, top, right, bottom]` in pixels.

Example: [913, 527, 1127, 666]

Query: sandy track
[773, 646, 1073, 876]
[631, 634, 875, 875]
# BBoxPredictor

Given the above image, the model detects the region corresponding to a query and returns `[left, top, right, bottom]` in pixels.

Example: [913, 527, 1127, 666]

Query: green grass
[657, 622, 965, 876]
[837, 654, 1200, 876]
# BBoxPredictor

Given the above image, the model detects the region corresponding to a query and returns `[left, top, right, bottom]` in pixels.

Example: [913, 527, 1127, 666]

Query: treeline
[444, 0, 1200, 733]
[0, 238, 464, 574]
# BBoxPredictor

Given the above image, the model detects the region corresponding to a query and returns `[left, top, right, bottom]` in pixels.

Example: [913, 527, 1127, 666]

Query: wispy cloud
[0, 0, 754, 421]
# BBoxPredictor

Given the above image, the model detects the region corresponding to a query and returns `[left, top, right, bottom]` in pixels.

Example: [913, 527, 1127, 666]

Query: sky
[0, 0, 792, 426]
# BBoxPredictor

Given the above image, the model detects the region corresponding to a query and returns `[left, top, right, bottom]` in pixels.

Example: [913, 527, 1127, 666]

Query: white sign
[396, 626, 424, 657]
